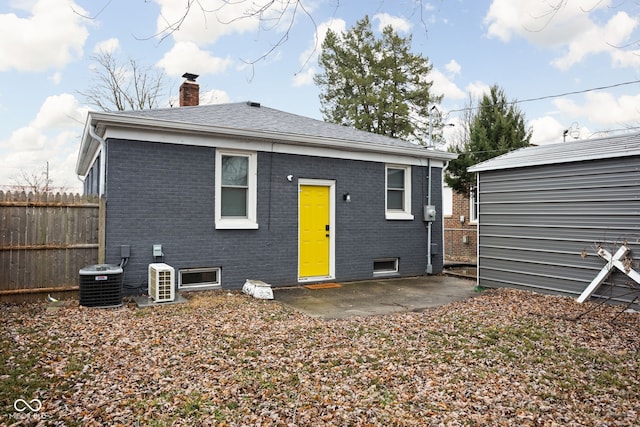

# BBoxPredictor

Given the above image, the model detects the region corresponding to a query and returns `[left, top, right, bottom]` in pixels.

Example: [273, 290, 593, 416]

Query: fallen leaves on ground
[1, 288, 639, 426]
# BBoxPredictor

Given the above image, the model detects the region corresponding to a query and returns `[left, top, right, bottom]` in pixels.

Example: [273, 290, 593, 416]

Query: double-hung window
[215, 150, 258, 229]
[385, 164, 413, 220]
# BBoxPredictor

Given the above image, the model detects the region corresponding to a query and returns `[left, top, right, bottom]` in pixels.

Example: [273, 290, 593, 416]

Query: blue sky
[1, 0, 640, 192]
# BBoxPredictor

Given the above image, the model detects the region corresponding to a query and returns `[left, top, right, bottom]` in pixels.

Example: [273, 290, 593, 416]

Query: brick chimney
[179, 73, 200, 107]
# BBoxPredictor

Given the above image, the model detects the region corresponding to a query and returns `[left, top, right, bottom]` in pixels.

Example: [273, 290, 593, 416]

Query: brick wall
[104, 139, 445, 292]
[443, 190, 477, 263]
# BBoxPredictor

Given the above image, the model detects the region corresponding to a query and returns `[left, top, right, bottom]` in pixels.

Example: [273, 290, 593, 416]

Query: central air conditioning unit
[79, 264, 123, 308]
[148, 263, 175, 302]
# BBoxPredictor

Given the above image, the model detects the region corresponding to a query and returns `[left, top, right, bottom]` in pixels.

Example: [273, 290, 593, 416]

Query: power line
[447, 79, 640, 114]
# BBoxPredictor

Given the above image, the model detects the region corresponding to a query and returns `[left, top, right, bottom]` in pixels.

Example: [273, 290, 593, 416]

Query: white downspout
[426, 157, 433, 274]
[426, 107, 435, 274]
[88, 125, 106, 197]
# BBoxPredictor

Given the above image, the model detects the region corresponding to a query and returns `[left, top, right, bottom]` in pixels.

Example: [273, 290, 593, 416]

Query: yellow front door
[299, 184, 330, 278]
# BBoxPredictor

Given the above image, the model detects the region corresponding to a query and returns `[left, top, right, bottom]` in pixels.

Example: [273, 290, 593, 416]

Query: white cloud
[553, 91, 640, 126]
[199, 89, 231, 105]
[5, 94, 85, 150]
[484, 0, 639, 70]
[32, 94, 86, 130]
[156, 41, 233, 76]
[293, 18, 346, 87]
[484, 0, 602, 45]
[292, 67, 315, 87]
[430, 68, 465, 100]
[0, 0, 89, 71]
[424, 3, 436, 13]
[445, 60, 461, 76]
[465, 81, 491, 100]
[0, 94, 87, 190]
[154, 0, 296, 45]
[49, 72, 62, 85]
[94, 38, 120, 54]
[373, 13, 412, 33]
[529, 116, 567, 145]
[2, 128, 83, 192]
[298, 19, 346, 65]
[551, 11, 638, 70]
[611, 48, 640, 69]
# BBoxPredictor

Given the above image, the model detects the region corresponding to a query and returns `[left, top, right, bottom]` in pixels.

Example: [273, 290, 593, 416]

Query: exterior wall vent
[178, 267, 221, 290]
[373, 258, 399, 276]
[148, 263, 175, 302]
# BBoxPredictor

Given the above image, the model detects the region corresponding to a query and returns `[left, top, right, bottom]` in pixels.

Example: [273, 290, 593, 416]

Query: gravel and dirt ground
[2, 288, 639, 426]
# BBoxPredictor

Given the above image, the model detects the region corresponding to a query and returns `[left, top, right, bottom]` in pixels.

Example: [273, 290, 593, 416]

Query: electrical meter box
[423, 205, 436, 222]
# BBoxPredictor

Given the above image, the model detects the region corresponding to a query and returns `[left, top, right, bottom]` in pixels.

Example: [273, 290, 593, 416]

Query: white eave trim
[469, 148, 640, 173]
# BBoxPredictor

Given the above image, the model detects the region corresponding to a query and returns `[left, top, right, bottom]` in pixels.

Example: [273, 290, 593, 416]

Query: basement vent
[373, 258, 399, 276]
[179, 267, 221, 290]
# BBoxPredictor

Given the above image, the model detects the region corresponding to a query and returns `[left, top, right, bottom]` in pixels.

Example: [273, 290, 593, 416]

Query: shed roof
[468, 131, 640, 173]
[77, 102, 456, 176]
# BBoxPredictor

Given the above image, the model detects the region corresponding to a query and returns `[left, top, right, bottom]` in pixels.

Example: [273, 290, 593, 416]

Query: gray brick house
[75, 78, 456, 294]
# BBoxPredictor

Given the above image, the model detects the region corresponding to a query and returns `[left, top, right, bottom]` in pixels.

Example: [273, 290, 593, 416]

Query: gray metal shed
[468, 132, 640, 304]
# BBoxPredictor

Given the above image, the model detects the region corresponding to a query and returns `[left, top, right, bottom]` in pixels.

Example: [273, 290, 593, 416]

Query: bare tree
[525, 0, 640, 51]
[10, 163, 64, 194]
[448, 93, 476, 151]
[75, 1, 431, 71]
[78, 50, 166, 111]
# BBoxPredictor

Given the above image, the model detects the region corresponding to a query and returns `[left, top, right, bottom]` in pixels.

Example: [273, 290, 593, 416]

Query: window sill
[179, 284, 222, 291]
[215, 219, 259, 230]
[385, 212, 414, 221]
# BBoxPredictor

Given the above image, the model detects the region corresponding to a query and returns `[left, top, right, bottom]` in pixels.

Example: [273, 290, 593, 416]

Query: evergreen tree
[445, 85, 532, 197]
[314, 16, 442, 143]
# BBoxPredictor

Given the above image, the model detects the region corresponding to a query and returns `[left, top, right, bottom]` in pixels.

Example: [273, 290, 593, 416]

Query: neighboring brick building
[443, 185, 477, 263]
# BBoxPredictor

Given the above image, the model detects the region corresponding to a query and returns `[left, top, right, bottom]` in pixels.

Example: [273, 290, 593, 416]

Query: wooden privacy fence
[0, 191, 102, 303]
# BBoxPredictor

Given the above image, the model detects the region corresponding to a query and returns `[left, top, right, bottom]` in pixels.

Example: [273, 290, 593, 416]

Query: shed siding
[477, 155, 640, 303]
[105, 139, 442, 293]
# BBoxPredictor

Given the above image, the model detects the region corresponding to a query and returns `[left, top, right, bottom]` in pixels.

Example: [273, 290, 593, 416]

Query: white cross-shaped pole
[577, 245, 640, 303]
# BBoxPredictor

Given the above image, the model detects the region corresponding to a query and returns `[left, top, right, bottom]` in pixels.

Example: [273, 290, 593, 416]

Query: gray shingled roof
[111, 101, 421, 149]
[468, 131, 640, 172]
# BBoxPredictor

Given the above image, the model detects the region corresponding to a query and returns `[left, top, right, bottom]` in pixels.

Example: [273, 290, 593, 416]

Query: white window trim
[215, 149, 258, 229]
[385, 164, 414, 220]
[442, 184, 453, 217]
[373, 258, 399, 276]
[469, 186, 478, 224]
[178, 267, 221, 290]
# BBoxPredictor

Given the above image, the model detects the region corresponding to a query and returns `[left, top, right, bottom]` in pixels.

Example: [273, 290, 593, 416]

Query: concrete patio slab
[273, 275, 480, 319]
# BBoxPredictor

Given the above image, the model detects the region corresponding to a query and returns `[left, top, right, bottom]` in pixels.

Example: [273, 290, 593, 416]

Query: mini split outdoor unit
[148, 263, 175, 302]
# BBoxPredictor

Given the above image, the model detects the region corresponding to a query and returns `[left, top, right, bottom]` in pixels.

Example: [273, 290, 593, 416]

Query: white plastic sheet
[242, 279, 274, 300]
